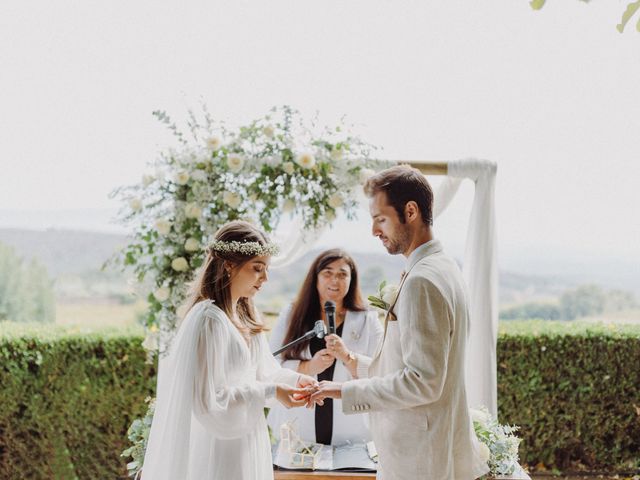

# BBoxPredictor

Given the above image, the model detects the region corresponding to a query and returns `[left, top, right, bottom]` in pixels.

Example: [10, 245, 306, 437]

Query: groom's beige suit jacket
[342, 240, 482, 480]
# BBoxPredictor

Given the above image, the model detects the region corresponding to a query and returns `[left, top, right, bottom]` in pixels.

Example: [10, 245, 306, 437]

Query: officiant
[268, 249, 383, 446]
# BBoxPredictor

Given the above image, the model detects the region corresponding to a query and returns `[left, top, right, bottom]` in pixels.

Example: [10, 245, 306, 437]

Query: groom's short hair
[364, 164, 434, 226]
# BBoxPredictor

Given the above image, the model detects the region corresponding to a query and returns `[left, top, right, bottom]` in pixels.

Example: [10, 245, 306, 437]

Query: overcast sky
[1, 1, 639, 280]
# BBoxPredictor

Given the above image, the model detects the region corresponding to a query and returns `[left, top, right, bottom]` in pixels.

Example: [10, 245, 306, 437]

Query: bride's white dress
[142, 300, 299, 480]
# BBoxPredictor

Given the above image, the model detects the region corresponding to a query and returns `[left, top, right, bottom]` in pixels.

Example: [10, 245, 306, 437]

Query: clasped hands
[275, 334, 345, 409]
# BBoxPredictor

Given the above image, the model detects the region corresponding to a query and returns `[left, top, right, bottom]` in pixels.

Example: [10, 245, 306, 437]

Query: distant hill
[0, 228, 585, 307]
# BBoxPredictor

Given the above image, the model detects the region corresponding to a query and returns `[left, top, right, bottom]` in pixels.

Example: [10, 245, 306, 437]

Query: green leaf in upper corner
[530, 0, 546, 10]
[616, 0, 640, 33]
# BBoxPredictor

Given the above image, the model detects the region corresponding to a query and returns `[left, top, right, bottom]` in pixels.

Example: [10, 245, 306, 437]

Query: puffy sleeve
[192, 309, 274, 439]
[268, 303, 305, 372]
[257, 332, 300, 386]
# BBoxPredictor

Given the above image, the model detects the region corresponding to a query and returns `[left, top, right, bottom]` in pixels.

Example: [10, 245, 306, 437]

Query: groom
[310, 165, 485, 479]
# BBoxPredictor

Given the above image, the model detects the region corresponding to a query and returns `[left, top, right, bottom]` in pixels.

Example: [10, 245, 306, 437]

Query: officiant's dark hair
[364, 164, 434, 227]
[281, 249, 366, 361]
[182, 221, 269, 336]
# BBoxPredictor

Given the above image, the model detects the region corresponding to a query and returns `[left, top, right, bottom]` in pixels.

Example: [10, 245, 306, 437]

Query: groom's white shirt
[342, 239, 485, 480]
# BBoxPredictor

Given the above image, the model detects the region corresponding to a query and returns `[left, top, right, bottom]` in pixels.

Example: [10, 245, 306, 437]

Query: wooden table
[274, 470, 376, 479]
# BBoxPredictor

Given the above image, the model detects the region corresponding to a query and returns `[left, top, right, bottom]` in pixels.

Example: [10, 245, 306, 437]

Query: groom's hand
[293, 374, 319, 401]
[308, 380, 342, 408]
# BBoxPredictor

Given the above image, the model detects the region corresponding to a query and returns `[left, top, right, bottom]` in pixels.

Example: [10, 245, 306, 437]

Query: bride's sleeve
[192, 312, 274, 439]
[258, 332, 300, 386]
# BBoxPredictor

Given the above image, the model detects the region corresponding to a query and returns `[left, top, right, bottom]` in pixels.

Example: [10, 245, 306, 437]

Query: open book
[272, 422, 377, 472]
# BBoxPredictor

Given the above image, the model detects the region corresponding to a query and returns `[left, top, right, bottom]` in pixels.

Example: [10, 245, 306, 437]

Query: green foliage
[0, 324, 156, 479]
[497, 322, 640, 471]
[530, 0, 640, 33]
[0, 242, 55, 323]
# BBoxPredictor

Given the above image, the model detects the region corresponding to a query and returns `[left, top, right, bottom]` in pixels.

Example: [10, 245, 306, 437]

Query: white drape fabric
[270, 218, 326, 268]
[442, 159, 498, 417]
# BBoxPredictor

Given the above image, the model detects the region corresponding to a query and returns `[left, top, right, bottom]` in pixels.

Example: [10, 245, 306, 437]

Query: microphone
[324, 300, 336, 335]
[272, 320, 326, 356]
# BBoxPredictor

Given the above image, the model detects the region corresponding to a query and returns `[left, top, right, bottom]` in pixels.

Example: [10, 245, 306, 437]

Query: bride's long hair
[182, 221, 270, 336]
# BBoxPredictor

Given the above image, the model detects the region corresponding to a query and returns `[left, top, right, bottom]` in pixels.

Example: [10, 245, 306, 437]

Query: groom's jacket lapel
[372, 240, 445, 362]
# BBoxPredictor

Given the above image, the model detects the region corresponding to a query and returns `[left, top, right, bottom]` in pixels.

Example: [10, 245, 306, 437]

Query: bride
[142, 221, 317, 480]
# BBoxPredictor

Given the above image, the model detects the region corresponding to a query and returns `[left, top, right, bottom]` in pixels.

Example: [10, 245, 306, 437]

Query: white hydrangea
[171, 257, 189, 272]
[191, 170, 208, 182]
[330, 147, 343, 161]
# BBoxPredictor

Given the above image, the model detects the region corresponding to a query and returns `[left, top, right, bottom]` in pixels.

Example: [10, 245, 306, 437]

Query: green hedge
[497, 320, 640, 472]
[0, 323, 156, 479]
[1, 321, 638, 477]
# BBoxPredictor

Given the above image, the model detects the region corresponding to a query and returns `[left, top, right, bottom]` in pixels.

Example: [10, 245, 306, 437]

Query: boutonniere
[367, 280, 399, 312]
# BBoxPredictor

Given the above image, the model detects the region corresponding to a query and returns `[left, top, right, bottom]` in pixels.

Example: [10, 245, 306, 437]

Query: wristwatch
[343, 351, 356, 366]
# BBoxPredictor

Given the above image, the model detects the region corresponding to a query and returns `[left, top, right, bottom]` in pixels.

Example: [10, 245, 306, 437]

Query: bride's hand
[276, 384, 314, 409]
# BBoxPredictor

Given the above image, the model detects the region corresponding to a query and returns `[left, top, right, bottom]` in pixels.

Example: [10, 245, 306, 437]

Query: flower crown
[207, 240, 280, 257]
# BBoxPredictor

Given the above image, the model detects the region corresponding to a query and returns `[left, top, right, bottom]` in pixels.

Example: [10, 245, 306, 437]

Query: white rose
[325, 210, 336, 222]
[282, 199, 296, 213]
[129, 198, 143, 212]
[249, 193, 258, 202]
[330, 147, 343, 161]
[328, 193, 343, 209]
[295, 151, 316, 169]
[174, 171, 190, 185]
[153, 286, 170, 302]
[191, 170, 208, 182]
[142, 174, 155, 187]
[478, 442, 491, 463]
[282, 162, 295, 175]
[223, 191, 242, 209]
[141, 331, 159, 351]
[381, 284, 399, 305]
[206, 136, 222, 151]
[176, 304, 190, 319]
[171, 257, 189, 272]
[359, 168, 376, 185]
[184, 202, 202, 219]
[226, 154, 245, 173]
[154, 219, 172, 236]
[262, 125, 275, 138]
[470, 408, 491, 425]
[184, 237, 200, 252]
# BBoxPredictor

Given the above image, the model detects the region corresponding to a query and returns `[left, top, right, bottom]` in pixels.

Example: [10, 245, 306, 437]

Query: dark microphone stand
[272, 320, 327, 357]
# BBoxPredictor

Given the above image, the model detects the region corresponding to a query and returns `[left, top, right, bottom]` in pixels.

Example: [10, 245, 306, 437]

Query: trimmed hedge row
[0, 321, 638, 478]
[0, 324, 156, 480]
[497, 321, 640, 472]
